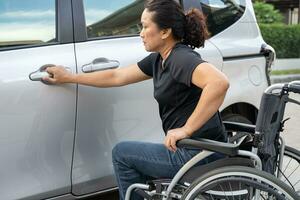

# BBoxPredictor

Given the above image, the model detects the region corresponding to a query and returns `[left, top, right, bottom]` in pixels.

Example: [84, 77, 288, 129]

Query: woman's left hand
[164, 127, 191, 152]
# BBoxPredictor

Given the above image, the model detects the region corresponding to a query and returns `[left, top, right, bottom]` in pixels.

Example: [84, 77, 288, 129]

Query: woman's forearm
[69, 69, 120, 88]
[44, 64, 149, 87]
[183, 80, 229, 136]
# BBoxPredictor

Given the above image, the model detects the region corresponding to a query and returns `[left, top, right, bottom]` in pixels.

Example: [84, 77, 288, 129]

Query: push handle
[288, 81, 300, 94]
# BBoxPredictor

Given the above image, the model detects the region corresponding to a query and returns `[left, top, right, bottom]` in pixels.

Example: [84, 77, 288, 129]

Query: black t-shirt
[137, 43, 226, 142]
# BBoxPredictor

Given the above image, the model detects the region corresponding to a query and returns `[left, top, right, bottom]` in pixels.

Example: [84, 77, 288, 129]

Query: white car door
[71, 0, 223, 195]
[71, 0, 163, 195]
[0, 1, 76, 199]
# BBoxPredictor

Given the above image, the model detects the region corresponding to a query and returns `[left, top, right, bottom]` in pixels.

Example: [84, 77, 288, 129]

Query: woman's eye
[140, 23, 147, 29]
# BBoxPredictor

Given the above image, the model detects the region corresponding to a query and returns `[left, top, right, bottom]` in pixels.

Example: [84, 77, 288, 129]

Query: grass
[271, 69, 300, 75]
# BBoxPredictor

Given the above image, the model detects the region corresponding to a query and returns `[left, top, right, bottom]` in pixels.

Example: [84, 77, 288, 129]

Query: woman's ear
[161, 28, 172, 40]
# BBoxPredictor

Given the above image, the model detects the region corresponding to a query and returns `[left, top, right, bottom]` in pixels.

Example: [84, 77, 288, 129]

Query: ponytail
[184, 8, 209, 49]
[145, 0, 209, 49]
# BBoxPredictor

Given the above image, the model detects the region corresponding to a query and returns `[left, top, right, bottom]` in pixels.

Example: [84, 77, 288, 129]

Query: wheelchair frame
[125, 81, 300, 200]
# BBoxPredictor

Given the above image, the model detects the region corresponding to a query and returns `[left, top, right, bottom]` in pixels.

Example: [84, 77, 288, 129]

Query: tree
[253, 1, 283, 24]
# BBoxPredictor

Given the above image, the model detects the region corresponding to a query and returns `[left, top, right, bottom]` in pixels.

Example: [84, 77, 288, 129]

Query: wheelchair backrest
[255, 92, 288, 174]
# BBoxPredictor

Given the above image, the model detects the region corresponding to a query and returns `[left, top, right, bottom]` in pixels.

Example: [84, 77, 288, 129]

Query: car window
[0, 0, 56, 49]
[83, 0, 144, 39]
[199, 0, 245, 37]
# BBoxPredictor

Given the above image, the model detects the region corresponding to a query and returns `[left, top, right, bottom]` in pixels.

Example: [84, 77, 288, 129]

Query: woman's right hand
[42, 65, 74, 84]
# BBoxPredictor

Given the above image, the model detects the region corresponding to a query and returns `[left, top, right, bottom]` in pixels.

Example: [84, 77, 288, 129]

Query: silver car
[0, 0, 274, 199]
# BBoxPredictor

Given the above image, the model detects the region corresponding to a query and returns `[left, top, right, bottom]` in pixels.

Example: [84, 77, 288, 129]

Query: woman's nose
[139, 28, 144, 38]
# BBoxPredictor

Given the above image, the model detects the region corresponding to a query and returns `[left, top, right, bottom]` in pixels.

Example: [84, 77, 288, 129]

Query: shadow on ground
[83, 191, 119, 200]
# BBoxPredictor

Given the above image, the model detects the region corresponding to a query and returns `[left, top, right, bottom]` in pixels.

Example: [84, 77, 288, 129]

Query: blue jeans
[112, 141, 222, 200]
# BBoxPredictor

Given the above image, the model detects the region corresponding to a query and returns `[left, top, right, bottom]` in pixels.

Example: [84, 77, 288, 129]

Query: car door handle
[29, 64, 71, 85]
[82, 58, 119, 73]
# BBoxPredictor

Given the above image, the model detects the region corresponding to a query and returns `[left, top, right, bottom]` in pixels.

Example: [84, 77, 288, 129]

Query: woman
[43, 0, 229, 199]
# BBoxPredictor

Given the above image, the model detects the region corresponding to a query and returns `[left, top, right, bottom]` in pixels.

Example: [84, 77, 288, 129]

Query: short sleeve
[137, 53, 154, 77]
[169, 49, 206, 87]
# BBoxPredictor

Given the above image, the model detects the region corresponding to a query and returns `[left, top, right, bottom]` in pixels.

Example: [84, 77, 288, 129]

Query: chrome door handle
[82, 58, 119, 73]
[29, 71, 50, 80]
[29, 64, 55, 85]
[29, 64, 71, 85]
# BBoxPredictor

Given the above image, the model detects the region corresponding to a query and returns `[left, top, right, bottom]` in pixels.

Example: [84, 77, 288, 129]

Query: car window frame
[79, 0, 143, 42]
[182, 0, 246, 38]
[0, 0, 74, 52]
[73, 0, 183, 43]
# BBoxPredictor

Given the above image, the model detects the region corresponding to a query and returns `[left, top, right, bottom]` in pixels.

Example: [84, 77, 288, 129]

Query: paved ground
[281, 93, 300, 150]
[273, 58, 300, 71]
[271, 74, 300, 84]
[84, 191, 119, 200]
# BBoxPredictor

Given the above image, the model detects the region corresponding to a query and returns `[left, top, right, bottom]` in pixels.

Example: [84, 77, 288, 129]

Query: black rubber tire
[280, 145, 300, 194]
[181, 166, 299, 200]
[285, 145, 300, 163]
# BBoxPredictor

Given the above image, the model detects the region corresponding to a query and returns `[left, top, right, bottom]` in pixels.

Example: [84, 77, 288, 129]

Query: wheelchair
[125, 80, 300, 200]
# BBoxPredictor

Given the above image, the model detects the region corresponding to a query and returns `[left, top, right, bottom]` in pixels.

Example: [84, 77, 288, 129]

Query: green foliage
[260, 24, 300, 58]
[271, 69, 300, 75]
[253, 2, 283, 24]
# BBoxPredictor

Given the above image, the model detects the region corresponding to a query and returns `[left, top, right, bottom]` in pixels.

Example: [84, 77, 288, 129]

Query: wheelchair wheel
[181, 166, 299, 200]
[279, 145, 300, 195]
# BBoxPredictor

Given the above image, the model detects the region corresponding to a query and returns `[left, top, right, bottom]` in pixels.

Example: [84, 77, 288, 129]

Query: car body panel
[0, 44, 77, 200]
[71, 35, 223, 194]
[0, 0, 274, 199]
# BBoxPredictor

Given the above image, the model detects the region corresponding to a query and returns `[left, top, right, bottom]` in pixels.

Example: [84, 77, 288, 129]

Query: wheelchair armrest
[223, 121, 255, 133]
[177, 138, 239, 156]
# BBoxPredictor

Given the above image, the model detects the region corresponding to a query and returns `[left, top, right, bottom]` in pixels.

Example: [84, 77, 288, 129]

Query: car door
[71, 0, 223, 195]
[0, 0, 76, 199]
[71, 0, 163, 195]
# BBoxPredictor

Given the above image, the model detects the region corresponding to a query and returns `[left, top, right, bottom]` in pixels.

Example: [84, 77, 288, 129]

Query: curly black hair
[145, 0, 209, 49]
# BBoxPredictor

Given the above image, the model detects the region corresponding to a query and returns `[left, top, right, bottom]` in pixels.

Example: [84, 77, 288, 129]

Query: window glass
[0, 0, 56, 48]
[200, 0, 245, 36]
[83, 0, 144, 38]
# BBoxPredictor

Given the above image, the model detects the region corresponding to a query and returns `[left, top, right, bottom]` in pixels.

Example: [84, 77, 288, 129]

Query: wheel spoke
[219, 184, 230, 200]
[287, 165, 300, 180]
[182, 167, 297, 200]
[228, 182, 234, 200]
[283, 157, 293, 174]
[281, 147, 300, 193]
[294, 179, 300, 187]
